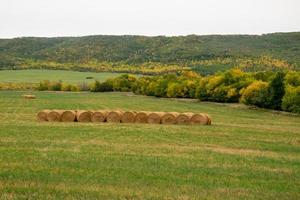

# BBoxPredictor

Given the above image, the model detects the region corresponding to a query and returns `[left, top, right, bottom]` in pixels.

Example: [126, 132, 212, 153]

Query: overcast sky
[1, 0, 300, 38]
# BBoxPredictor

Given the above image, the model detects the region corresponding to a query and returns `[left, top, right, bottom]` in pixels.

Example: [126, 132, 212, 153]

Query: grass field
[0, 91, 300, 199]
[0, 69, 124, 84]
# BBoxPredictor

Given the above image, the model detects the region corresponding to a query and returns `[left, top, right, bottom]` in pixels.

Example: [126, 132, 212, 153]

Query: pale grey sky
[1, 0, 300, 38]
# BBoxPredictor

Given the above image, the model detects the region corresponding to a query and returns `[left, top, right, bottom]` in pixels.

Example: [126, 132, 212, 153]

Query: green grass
[0, 91, 299, 199]
[0, 69, 124, 84]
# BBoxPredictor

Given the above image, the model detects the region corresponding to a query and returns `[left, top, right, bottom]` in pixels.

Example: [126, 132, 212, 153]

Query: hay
[37, 109, 50, 121]
[47, 110, 62, 122]
[121, 111, 136, 123]
[176, 112, 194, 125]
[23, 94, 36, 99]
[61, 110, 76, 122]
[106, 111, 123, 123]
[148, 112, 164, 124]
[91, 110, 108, 122]
[77, 110, 92, 122]
[190, 113, 208, 125]
[161, 112, 179, 124]
[204, 113, 212, 125]
[37, 108, 212, 125]
[135, 111, 149, 123]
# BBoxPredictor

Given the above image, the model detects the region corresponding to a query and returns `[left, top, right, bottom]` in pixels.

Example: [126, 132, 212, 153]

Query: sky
[1, 0, 300, 38]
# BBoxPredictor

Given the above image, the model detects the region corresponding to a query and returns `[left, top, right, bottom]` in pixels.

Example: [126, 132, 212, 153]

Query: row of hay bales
[37, 110, 212, 125]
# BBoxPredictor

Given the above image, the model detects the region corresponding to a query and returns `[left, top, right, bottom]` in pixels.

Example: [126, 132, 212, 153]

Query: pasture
[0, 69, 124, 84]
[0, 90, 299, 199]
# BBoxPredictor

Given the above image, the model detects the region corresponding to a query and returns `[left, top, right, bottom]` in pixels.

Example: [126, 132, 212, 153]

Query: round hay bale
[135, 111, 149, 123]
[204, 113, 212, 125]
[106, 111, 123, 123]
[47, 110, 62, 122]
[61, 110, 76, 122]
[161, 112, 179, 124]
[190, 113, 209, 125]
[148, 112, 164, 124]
[121, 111, 136, 123]
[23, 94, 36, 99]
[77, 110, 92, 122]
[37, 109, 50, 121]
[176, 112, 194, 125]
[91, 110, 108, 123]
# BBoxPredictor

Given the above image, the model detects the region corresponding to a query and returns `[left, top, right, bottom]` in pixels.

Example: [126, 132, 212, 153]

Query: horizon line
[1, 31, 300, 40]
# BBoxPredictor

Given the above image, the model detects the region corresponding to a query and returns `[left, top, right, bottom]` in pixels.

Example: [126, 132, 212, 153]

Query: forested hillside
[1, 32, 300, 74]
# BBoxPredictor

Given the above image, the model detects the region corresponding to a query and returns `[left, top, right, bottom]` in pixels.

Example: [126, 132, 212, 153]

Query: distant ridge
[1, 32, 299, 73]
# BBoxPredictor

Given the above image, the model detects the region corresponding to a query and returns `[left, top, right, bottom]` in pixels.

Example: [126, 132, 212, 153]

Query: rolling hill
[1, 32, 300, 74]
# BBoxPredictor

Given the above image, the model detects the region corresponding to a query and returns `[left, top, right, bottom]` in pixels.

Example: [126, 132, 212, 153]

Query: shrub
[0, 83, 36, 90]
[226, 87, 239, 102]
[90, 80, 113, 92]
[37, 80, 50, 91]
[195, 78, 209, 101]
[112, 74, 137, 92]
[211, 85, 230, 102]
[132, 77, 152, 95]
[50, 81, 62, 91]
[285, 71, 300, 87]
[240, 81, 270, 108]
[70, 85, 80, 92]
[90, 81, 101, 92]
[61, 83, 72, 91]
[282, 86, 300, 113]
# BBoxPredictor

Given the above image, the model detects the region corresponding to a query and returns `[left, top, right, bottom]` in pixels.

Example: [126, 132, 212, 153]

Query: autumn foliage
[8, 69, 299, 114]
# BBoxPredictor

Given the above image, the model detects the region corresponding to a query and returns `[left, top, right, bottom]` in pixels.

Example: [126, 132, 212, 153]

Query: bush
[90, 80, 113, 92]
[49, 81, 62, 91]
[195, 78, 209, 101]
[167, 82, 185, 98]
[62, 83, 80, 92]
[112, 74, 136, 92]
[61, 83, 72, 91]
[285, 71, 300, 87]
[87, 70, 299, 114]
[282, 86, 300, 113]
[211, 85, 230, 102]
[70, 85, 80, 92]
[240, 81, 270, 108]
[0, 82, 36, 90]
[37, 80, 51, 91]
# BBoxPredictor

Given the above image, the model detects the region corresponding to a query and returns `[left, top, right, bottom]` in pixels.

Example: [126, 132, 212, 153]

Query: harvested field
[1, 91, 300, 199]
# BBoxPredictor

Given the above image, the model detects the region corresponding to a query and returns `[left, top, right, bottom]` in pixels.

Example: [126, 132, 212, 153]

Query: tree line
[32, 70, 300, 114]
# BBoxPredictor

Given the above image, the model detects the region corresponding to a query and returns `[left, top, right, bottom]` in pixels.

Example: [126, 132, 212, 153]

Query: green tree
[282, 86, 300, 113]
[268, 72, 286, 110]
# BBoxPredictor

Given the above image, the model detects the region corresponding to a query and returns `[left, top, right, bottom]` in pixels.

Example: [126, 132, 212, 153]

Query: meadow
[0, 90, 299, 199]
[0, 69, 124, 84]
